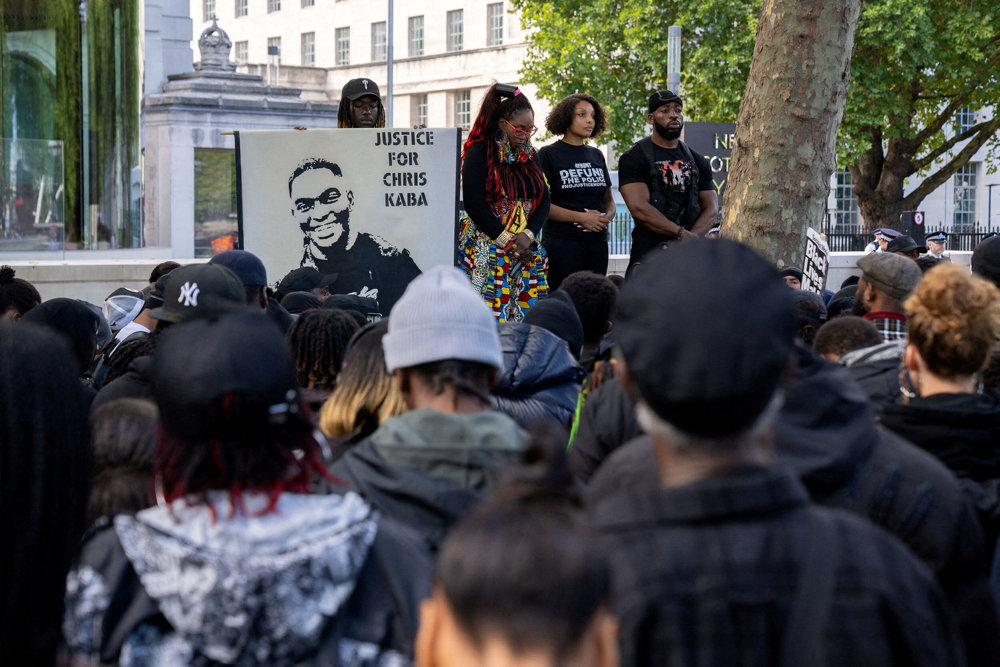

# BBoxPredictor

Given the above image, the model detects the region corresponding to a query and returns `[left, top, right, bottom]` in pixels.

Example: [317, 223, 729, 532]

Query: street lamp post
[988, 183, 998, 232]
[386, 0, 394, 127]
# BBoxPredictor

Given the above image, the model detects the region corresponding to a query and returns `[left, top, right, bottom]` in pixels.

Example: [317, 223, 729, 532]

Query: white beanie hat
[383, 266, 503, 372]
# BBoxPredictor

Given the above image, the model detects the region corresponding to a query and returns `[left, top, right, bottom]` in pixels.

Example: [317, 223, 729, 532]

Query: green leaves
[514, 0, 1000, 175]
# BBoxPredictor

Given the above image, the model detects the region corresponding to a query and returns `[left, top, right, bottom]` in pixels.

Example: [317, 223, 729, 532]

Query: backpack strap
[780, 509, 840, 667]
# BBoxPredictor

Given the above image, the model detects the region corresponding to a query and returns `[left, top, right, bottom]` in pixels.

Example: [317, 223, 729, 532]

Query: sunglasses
[500, 118, 538, 139]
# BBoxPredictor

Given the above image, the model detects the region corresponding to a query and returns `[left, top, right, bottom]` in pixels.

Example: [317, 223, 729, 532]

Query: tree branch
[903, 116, 1000, 208]
[914, 118, 996, 172]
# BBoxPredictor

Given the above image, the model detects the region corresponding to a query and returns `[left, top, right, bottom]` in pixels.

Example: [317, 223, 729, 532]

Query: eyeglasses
[500, 118, 538, 139]
[352, 100, 380, 112]
[294, 187, 342, 213]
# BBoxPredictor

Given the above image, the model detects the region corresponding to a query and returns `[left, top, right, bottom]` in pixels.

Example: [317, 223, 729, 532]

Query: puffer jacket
[491, 322, 585, 428]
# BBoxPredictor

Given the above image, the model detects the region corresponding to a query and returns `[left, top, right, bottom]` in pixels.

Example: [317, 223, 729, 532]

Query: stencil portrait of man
[289, 158, 421, 312]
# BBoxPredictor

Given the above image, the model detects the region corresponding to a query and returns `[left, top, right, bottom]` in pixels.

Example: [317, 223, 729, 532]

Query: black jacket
[881, 392, 1000, 559]
[589, 466, 965, 666]
[568, 377, 641, 482]
[491, 323, 585, 429]
[584, 348, 1000, 664]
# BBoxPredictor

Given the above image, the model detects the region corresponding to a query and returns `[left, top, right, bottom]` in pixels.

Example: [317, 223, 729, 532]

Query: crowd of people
[4, 82, 1000, 667]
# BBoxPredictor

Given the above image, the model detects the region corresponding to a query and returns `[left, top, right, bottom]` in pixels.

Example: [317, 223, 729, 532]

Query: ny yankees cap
[341, 77, 381, 101]
[148, 263, 247, 323]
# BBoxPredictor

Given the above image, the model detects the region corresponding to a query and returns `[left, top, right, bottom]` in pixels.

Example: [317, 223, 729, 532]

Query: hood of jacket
[112, 491, 377, 664]
[333, 409, 525, 550]
[879, 392, 1000, 481]
[491, 322, 585, 426]
[774, 346, 878, 497]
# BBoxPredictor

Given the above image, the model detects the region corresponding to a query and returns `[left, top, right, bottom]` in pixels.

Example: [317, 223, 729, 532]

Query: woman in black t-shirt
[536, 94, 615, 289]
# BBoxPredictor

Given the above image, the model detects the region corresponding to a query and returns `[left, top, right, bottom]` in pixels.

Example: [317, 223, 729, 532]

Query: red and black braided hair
[463, 83, 547, 213]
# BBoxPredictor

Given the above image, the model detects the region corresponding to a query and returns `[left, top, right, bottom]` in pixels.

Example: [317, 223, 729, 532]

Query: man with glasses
[617, 89, 718, 275]
[338, 78, 386, 128]
[288, 158, 420, 311]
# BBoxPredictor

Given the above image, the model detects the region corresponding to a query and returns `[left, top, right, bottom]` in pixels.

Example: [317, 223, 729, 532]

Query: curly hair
[558, 272, 617, 345]
[904, 263, 1000, 378]
[544, 93, 608, 139]
[462, 83, 547, 214]
[0, 265, 41, 318]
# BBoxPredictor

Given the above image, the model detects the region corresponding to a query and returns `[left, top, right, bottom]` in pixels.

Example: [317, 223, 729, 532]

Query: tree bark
[721, 0, 861, 267]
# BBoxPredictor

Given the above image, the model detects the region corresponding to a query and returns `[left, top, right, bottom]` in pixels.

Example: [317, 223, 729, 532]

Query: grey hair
[635, 391, 785, 456]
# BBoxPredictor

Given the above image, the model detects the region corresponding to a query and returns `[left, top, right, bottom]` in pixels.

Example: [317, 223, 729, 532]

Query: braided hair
[463, 83, 547, 214]
[337, 97, 386, 128]
[286, 308, 362, 390]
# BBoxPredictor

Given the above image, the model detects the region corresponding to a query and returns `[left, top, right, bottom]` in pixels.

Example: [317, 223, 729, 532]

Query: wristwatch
[522, 229, 536, 243]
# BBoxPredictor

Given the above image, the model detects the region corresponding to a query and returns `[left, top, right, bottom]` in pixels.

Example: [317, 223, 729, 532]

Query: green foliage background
[513, 0, 1000, 182]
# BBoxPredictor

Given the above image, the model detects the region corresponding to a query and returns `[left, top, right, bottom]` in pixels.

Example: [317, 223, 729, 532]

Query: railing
[607, 212, 634, 255]
[821, 222, 999, 253]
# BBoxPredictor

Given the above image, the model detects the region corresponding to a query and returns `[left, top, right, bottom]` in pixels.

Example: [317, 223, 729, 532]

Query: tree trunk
[721, 0, 861, 268]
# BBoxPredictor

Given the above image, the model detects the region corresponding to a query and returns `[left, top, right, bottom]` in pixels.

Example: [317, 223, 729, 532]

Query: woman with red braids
[458, 83, 551, 321]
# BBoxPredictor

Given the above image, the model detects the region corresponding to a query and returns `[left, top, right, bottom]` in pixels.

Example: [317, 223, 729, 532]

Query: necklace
[496, 132, 535, 164]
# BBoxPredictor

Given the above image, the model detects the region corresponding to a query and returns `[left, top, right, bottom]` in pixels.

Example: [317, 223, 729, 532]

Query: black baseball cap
[616, 240, 797, 438]
[209, 249, 267, 286]
[152, 311, 300, 440]
[277, 267, 339, 295]
[341, 78, 381, 101]
[648, 89, 683, 114]
[148, 263, 247, 323]
[885, 235, 927, 255]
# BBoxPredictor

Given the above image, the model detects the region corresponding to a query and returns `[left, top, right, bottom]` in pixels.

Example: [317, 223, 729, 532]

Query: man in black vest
[617, 90, 718, 274]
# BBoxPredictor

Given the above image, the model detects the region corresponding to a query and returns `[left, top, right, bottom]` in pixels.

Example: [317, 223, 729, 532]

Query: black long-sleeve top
[461, 141, 550, 240]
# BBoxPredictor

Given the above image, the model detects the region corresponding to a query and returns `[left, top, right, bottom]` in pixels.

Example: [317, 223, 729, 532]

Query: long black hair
[0, 322, 91, 665]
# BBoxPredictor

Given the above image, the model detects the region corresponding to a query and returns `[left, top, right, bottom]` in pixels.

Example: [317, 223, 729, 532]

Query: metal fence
[607, 212, 634, 255]
[821, 223, 999, 253]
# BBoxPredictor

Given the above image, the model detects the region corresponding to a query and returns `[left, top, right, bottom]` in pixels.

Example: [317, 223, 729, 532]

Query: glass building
[1, 0, 141, 253]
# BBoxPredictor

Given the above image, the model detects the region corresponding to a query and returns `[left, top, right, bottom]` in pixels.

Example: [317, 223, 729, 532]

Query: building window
[415, 93, 428, 127]
[487, 3, 504, 46]
[408, 16, 424, 57]
[371, 22, 387, 62]
[235, 0, 248, 17]
[456, 89, 471, 129]
[447, 10, 464, 52]
[954, 107, 977, 133]
[953, 163, 978, 230]
[267, 36, 281, 64]
[833, 170, 859, 231]
[302, 0, 314, 6]
[301, 32, 315, 67]
[234, 40, 248, 63]
[336, 27, 350, 66]
[203, 0, 216, 22]
[267, 0, 280, 13]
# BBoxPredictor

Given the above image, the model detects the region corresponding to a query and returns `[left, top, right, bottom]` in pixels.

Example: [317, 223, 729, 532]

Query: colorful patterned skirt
[457, 216, 549, 322]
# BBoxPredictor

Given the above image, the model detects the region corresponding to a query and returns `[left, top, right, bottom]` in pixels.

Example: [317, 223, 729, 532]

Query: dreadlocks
[463, 83, 547, 214]
[286, 308, 362, 390]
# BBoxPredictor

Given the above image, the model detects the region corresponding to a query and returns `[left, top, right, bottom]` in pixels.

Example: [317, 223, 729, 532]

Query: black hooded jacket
[881, 392, 1000, 562]
[584, 347, 999, 664]
[491, 323, 585, 428]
